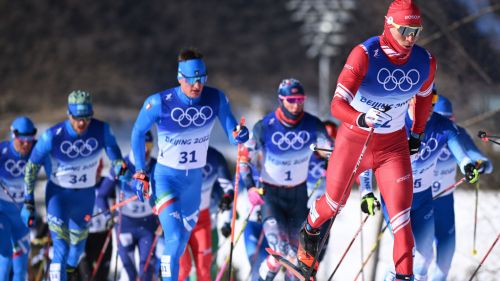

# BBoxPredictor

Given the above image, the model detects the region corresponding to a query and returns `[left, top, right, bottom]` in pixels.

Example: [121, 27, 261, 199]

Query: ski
[265, 248, 314, 281]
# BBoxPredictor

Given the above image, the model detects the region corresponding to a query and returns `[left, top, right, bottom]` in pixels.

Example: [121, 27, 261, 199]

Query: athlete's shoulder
[143, 92, 164, 107]
[0, 140, 9, 149]
[360, 36, 380, 50]
[203, 86, 227, 103]
[303, 112, 322, 124]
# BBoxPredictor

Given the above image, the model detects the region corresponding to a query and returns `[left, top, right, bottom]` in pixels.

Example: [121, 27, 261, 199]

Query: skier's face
[281, 96, 305, 115]
[13, 137, 34, 156]
[389, 27, 418, 49]
[179, 78, 205, 99]
[69, 115, 92, 135]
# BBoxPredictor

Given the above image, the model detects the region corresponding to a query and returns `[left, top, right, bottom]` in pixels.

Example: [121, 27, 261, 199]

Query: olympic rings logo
[202, 163, 213, 179]
[308, 161, 325, 178]
[377, 68, 420, 92]
[171, 106, 213, 128]
[271, 131, 310, 150]
[4, 159, 26, 177]
[60, 138, 99, 158]
[418, 137, 438, 161]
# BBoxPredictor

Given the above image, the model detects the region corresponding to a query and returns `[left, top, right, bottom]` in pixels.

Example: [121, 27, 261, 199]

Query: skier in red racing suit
[297, 1, 436, 280]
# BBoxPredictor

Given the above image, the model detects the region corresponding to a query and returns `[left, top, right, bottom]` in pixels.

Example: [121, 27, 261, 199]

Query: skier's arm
[95, 175, 117, 212]
[239, 121, 264, 189]
[131, 94, 161, 171]
[330, 45, 369, 125]
[410, 55, 437, 134]
[315, 118, 334, 158]
[24, 131, 53, 201]
[216, 91, 239, 145]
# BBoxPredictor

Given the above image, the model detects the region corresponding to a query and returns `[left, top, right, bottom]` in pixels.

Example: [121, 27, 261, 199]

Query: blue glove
[132, 171, 150, 202]
[233, 125, 249, 144]
[21, 200, 36, 227]
[113, 160, 129, 182]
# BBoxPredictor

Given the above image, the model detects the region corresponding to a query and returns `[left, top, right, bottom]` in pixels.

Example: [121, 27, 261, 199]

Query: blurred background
[0, 0, 499, 279]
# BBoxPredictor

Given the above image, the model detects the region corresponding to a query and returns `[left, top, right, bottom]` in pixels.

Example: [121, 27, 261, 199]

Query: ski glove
[233, 125, 249, 144]
[133, 171, 150, 202]
[221, 222, 231, 238]
[248, 187, 265, 207]
[357, 108, 392, 128]
[360, 192, 380, 216]
[409, 132, 423, 156]
[113, 160, 130, 182]
[21, 200, 36, 227]
[464, 163, 479, 184]
[218, 190, 234, 211]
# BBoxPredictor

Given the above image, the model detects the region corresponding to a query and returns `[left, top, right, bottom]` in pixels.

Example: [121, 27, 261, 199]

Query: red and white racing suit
[307, 35, 436, 275]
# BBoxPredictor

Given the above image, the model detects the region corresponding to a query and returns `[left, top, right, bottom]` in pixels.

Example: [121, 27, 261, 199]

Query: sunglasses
[386, 16, 423, 37]
[71, 115, 92, 122]
[280, 95, 306, 104]
[13, 129, 37, 141]
[180, 73, 208, 85]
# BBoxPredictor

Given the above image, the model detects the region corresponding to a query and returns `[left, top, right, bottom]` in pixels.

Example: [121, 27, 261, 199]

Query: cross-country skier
[96, 130, 158, 281]
[130, 48, 249, 281]
[0, 117, 38, 281]
[21, 90, 126, 281]
[430, 95, 493, 281]
[179, 146, 234, 281]
[240, 78, 332, 280]
[296, 1, 437, 280]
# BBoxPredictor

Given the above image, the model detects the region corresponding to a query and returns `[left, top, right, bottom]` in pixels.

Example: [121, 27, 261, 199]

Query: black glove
[221, 222, 231, 238]
[21, 200, 36, 227]
[408, 132, 423, 155]
[360, 192, 381, 216]
[218, 190, 234, 211]
[464, 163, 479, 183]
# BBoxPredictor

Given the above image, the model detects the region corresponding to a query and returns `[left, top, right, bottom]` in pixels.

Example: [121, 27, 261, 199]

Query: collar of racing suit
[275, 106, 304, 128]
[379, 33, 412, 64]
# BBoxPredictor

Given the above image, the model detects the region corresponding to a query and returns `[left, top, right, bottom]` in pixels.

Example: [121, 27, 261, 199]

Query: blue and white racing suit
[241, 111, 331, 280]
[131, 86, 239, 281]
[0, 141, 34, 281]
[96, 153, 158, 281]
[24, 119, 123, 281]
[430, 126, 492, 281]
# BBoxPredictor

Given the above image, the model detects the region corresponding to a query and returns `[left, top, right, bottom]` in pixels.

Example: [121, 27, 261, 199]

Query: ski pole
[113, 192, 124, 281]
[308, 176, 324, 199]
[432, 177, 466, 200]
[353, 224, 388, 281]
[89, 227, 113, 281]
[227, 116, 245, 281]
[309, 143, 333, 153]
[305, 127, 376, 281]
[478, 131, 500, 145]
[0, 182, 21, 210]
[143, 225, 162, 274]
[216, 204, 256, 281]
[472, 181, 479, 255]
[359, 210, 365, 281]
[468, 232, 500, 281]
[328, 215, 370, 280]
[85, 195, 137, 222]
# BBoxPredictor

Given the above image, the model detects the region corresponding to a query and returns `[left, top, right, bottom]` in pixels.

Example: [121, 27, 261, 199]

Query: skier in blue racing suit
[130, 48, 249, 281]
[21, 90, 126, 281]
[429, 94, 493, 281]
[0, 117, 38, 281]
[96, 130, 159, 281]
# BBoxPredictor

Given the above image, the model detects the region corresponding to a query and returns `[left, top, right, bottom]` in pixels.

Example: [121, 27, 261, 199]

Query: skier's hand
[358, 108, 392, 128]
[408, 132, 423, 156]
[248, 187, 264, 207]
[21, 200, 36, 227]
[113, 160, 130, 182]
[221, 222, 231, 238]
[132, 171, 150, 202]
[360, 192, 380, 216]
[464, 163, 479, 184]
[218, 190, 234, 211]
[233, 125, 249, 144]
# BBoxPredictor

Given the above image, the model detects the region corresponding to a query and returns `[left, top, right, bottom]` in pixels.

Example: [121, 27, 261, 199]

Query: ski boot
[297, 223, 320, 280]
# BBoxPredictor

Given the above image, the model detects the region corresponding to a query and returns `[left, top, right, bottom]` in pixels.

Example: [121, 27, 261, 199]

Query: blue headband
[177, 59, 207, 79]
[68, 103, 94, 117]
